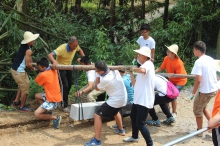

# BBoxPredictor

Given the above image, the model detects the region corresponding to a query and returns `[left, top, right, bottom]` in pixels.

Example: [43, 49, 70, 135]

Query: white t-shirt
[97, 70, 127, 108]
[191, 55, 218, 93]
[136, 36, 155, 64]
[86, 70, 96, 82]
[134, 60, 155, 108]
[155, 75, 167, 96]
[136, 36, 155, 50]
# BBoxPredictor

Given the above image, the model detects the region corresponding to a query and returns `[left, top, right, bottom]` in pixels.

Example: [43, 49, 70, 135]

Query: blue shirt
[122, 74, 134, 103]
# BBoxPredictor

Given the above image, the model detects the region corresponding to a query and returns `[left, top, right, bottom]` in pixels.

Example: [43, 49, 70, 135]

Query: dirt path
[0, 87, 214, 146]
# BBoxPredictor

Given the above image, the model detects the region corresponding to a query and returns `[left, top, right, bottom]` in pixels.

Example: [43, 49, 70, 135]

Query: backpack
[166, 81, 180, 99]
[156, 75, 180, 99]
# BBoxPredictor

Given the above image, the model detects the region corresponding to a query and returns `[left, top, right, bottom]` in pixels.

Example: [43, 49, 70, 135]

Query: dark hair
[68, 36, 78, 44]
[80, 56, 91, 65]
[95, 60, 108, 71]
[193, 41, 206, 53]
[116, 62, 125, 73]
[140, 23, 151, 31]
[36, 57, 49, 68]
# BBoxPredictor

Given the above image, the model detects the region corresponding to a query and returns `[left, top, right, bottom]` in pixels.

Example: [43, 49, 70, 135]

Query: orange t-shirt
[212, 91, 220, 117]
[160, 56, 187, 86]
[35, 69, 62, 102]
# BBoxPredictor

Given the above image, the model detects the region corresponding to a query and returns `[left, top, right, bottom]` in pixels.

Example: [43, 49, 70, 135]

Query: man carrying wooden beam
[11, 31, 39, 112]
[48, 36, 85, 112]
[85, 60, 127, 146]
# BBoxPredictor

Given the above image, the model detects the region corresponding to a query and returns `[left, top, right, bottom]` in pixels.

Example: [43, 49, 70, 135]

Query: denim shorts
[41, 93, 58, 111]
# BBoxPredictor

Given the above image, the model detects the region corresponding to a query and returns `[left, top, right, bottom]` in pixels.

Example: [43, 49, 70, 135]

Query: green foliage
[28, 76, 43, 100]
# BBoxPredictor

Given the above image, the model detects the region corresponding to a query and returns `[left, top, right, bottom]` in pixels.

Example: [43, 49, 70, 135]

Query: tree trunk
[141, 0, 145, 20]
[16, 0, 28, 30]
[75, 0, 81, 16]
[163, 0, 169, 29]
[131, 0, 134, 12]
[216, 28, 220, 59]
[109, 0, 115, 42]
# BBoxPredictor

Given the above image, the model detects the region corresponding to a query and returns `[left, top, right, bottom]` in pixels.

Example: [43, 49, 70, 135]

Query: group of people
[10, 23, 220, 146]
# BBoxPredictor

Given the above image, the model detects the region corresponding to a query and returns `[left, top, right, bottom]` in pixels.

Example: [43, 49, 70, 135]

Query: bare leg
[35, 107, 56, 120]
[35, 93, 44, 104]
[114, 112, 123, 130]
[20, 93, 28, 107]
[196, 116, 203, 130]
[14, 88, 21, 102]
[94, 113, 102, 140]
[204, 107, 211, 120]
[172, 100, 177, 113]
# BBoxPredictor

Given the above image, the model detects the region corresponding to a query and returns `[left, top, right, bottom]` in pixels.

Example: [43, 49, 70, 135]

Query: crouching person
[85, 60, 127, 146]
[34, 57, 62, 129]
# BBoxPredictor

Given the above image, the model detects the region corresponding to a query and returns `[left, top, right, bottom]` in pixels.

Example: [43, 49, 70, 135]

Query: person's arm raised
[25, 49, 35, 70]
[48, 52, 58, 69]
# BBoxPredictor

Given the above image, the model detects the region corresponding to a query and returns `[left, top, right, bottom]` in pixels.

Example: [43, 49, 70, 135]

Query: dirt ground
[0, 88, 214, 146]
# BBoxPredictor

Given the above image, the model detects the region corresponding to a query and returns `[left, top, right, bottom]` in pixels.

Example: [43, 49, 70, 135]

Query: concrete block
[70, 101, 105, 121]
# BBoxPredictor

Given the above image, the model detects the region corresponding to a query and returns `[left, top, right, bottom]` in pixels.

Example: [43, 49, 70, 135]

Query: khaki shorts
[10, 68, 30, 94]
[79, 85, 105, 102]
[193, 90, 217, 117]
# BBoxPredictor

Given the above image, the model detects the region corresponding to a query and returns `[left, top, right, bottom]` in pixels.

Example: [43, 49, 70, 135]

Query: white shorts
[41, 93, 58, 111]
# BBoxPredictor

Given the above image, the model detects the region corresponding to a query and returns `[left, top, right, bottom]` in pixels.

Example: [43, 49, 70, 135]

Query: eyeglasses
[141, 31, 148, 34]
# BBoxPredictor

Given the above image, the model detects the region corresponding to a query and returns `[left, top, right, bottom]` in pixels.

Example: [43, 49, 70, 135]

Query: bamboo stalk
[0, 74, 7, 82]
[157, 73, 196, 78]
[0, 88, 17, 91]
[1, 2, 47, 27]
[10, 16, 66, 41]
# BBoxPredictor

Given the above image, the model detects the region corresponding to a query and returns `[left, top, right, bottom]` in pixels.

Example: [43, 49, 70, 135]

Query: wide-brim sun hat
[21, 31, 39, 44]
[212, 60, 220, 72]
[134, 46, 151, 59]
[165, 44, 179, 57]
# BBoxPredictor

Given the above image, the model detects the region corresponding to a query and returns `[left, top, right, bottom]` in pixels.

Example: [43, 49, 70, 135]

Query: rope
[73, 65, 84, 121]
[57, 70, 64, 108]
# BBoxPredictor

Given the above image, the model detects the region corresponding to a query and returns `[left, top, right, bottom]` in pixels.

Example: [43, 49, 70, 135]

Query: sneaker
[110, 124, 125, 129]
[172, 113, 177, 117]
[123, 136, 139, 142]
[114, 128, 125, 136]
[12, 100, 21, 107]
[53, 116, 62, 129]
[145, 120, 161, 127]
[163, 117, 175, 125]
[188, 130, 203, 137]
[19, 105, 33, 112]
[85, 138, 102, 146]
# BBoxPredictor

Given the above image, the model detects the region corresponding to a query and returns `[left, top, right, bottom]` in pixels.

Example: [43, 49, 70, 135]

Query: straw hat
[134, 46, 151, 58]
[212, 60, 220, 72]
[21, 31, 39, 44]
[165, 44, 179, 57]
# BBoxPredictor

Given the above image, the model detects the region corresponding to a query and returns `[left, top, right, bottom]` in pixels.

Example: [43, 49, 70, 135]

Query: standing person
[132, 23, 155, 66]
[146, 74, 175, 127]
[34, 57, 62, 129]
[48, 36, 85, 112]
[85, 61, 127, 146]
[110, 63, 134, 132]
[74, 56, 105, 102]
[11, 31, 39, 112]
[208, 60, 220, 145]
[189, 41, 218, 136]
[124, 46, 155, 146]
[155, 44, 187, 117]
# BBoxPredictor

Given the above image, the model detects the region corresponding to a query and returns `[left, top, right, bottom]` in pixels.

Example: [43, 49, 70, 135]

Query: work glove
[188, 93, 195, 100]
[132, 59, 137, 65]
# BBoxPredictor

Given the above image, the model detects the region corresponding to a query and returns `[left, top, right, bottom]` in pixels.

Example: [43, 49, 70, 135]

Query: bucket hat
[134, 46, 151, 58]
[165, 44, 179, 57]
[21, 31, 39, 44]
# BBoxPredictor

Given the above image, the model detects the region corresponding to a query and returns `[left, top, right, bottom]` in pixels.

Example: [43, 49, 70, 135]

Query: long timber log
[0, 62, 195, 78]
